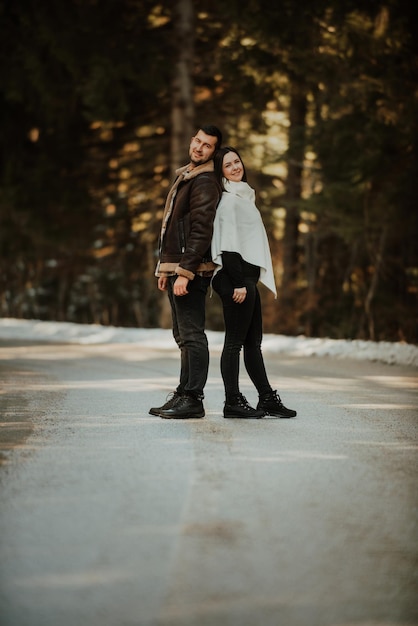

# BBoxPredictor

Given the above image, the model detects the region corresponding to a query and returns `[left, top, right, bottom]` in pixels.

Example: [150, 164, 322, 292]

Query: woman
[211, 147, 297, 419]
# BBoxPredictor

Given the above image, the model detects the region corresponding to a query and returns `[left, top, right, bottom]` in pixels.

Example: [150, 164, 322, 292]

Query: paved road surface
[0, 340, 417, 626]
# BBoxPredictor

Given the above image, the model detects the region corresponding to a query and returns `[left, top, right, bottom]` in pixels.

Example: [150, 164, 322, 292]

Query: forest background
[1, 0, 417, 343]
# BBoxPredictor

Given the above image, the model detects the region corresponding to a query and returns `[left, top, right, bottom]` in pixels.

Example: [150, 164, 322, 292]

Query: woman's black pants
[212, 271, 272, 400]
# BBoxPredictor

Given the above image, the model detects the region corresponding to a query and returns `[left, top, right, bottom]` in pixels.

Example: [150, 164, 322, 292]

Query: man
[149, 124, 223, 419]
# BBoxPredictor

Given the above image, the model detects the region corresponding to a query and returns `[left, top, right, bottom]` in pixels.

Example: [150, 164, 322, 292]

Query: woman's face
[222, 151, 244, 182]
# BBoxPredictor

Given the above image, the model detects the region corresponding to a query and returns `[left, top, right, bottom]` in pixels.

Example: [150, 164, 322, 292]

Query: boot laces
[178, 393, 202, 407]
[161, 391, 182, 409]
[265, 390, 283, 406]
[235, 394, 253, 411]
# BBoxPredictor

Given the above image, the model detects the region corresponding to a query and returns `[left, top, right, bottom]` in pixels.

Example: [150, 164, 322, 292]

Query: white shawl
[211, 180, 277, 297]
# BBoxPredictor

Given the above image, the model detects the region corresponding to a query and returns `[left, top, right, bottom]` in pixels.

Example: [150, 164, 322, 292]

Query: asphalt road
[0, 340, 417, 626]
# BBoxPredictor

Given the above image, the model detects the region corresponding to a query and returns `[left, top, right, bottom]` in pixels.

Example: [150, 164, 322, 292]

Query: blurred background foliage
[0, 0, 417, 341]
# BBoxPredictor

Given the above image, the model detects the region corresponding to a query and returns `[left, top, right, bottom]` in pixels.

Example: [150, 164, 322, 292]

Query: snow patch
[0, 318, 417, 368]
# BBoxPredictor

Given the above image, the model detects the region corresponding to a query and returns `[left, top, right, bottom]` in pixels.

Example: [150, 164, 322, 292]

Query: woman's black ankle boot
[224, 393, 264, 418]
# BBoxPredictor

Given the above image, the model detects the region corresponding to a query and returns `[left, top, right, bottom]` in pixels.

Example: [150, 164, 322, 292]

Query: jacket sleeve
[176, 175, 221, 279]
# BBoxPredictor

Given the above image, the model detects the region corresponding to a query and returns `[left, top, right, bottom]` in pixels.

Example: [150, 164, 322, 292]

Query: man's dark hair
[213, 146, 248, 189]
[199, 124, 223, 151]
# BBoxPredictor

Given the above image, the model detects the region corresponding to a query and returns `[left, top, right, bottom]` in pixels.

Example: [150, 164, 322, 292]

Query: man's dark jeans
[167, 274, 211, 398]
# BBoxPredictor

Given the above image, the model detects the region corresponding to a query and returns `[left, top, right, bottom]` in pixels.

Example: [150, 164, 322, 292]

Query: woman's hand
[232, 287, 247, 303]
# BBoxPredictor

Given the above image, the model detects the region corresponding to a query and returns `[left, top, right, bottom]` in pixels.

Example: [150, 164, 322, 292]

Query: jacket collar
[176, 160, 215, 181]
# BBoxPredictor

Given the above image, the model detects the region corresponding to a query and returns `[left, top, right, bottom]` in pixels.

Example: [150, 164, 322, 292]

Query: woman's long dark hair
[213, 146, 248, 190]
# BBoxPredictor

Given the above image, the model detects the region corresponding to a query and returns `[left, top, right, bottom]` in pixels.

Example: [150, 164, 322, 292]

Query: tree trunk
[364, 225, 387, 341]
[159, 0, 196, 328]
[170, 0, 195, 176]
[280, 77, 307, 332]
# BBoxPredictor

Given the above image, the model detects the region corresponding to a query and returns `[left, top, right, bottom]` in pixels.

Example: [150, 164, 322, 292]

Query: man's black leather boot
[159, 393, 204, 419]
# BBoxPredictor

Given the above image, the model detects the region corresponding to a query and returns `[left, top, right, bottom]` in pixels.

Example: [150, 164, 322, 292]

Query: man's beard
[190, 151, 207, 166]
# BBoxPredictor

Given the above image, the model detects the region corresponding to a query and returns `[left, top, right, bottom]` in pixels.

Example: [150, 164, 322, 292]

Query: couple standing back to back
[149, 124, 296, 420]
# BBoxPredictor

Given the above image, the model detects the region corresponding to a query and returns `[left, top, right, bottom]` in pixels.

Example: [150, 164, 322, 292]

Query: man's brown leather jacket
[157, 163, 222, 281]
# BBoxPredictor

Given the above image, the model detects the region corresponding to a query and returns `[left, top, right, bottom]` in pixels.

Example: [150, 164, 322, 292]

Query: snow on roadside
[0, 317, 417, 368]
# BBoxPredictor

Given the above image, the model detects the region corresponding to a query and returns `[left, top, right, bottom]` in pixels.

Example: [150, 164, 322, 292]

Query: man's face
[189, 130, 218, 166]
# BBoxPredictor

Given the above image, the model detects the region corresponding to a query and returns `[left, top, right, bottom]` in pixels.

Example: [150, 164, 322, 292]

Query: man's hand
[158, 276, 168, 291]
[173, 275, 189, 296]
